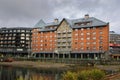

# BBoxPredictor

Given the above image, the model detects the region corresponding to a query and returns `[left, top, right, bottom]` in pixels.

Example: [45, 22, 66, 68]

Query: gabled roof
[45, 22, 60, 27]
[35, 15, 108, 32]
[58, 17, 108, 29]
[34, 19, 46, 28]
[70, 17, 108, 28]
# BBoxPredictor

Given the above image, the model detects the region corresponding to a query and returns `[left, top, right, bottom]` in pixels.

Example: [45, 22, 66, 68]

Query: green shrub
[77, 70, 90, 80]
[62, 71, 77, 80]
[90, 69, 105, 80]
[62, 69, 105, 80]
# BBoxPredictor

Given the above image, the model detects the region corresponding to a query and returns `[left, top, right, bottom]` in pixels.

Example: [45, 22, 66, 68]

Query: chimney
[84, 14, 89, 19]
[54, 18, 59, 23]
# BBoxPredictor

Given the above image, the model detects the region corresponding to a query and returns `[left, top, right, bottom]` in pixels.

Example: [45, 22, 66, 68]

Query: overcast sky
[0, 0, 119, 33]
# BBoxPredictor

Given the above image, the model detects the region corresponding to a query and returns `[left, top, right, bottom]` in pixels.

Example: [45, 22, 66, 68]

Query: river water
[0, 65, 64, 80]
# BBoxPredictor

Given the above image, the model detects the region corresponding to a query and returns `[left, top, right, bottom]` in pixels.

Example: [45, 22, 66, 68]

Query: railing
[72, 50, 105, 53]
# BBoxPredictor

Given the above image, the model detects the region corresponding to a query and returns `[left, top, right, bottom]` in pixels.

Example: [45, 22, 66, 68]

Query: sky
[0, 0, 119, 33]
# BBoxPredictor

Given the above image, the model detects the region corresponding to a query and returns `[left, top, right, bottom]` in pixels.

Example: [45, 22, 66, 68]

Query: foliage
[90, 69, 105, 80]
[77, 70, 90, 80]
[62, 71, 77, 80]
[62, 69, 105, 80]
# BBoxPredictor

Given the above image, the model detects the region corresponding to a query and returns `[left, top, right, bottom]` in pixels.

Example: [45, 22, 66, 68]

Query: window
[93, 37, 96, 40]
[93, 42, 96, 44]
[75, 42, 77, 44]
[54, 35, 56, 37]
[75, 48, 78, 50]
[26, 34, 29, 36]
[81, 38, 84, 40]
[40, 36, 43, 38]
[50, 36, 52, 38]
[26, 30, 30, 32]
[87, 42, 90, 45]
[21, 30, 25, 32]
[87, 32, 90, 35]
[86, 47, 90, 50]
[93, 46, 96, 50]
[99, 41, 103, 44]
[87, 28, 90, 30]
[99, 27, 103, 30]
[40, 44, 43, 46]
[26, 38, 29, 40]
[81, 42, 84, 45]
[93, 27, 96, 29]
[99, 36, 103, 39]
[93, 32, 96, 35]
[50, 40, 52, 42]
[99, 46, 103, 50]
[75, 38, 78, 40]
[100, 31, 103, 34]
[10, 30, 12, 32]
[75, 33, 78, 36]
[21, 34, 25, 36]
[81, 47, 84, 50]
[21, 37, 25, 39]
[87, 37, 90, 40]
[81, 28, 84, 31]
[45, 40, 47, 42]
[40, 48, 43, 50]
[75, 29, 78, 31]
[81, 33, 84, 35]
[13, 34, 16, 36]
[87, 22, 91, 25]
[40, 40, 43, 42]
[21, 41, 25, 43]
[17, 30, 20, 32]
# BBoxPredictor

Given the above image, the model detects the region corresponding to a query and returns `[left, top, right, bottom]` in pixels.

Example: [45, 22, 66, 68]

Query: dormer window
[50, 27, 53, 29]
[75, 21, 92, 26]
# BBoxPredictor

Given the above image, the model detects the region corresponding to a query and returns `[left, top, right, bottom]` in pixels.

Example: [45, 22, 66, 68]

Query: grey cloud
[0, 0, 119, 33]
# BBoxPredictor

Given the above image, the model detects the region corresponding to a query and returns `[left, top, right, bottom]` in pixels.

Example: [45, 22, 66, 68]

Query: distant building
[109, 31, 120, 59]
[32, 14, 109, 59]
[0, 27, 32, 56]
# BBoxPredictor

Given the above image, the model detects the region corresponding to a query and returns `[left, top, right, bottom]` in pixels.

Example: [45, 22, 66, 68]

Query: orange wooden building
[32, 14, 109, 59]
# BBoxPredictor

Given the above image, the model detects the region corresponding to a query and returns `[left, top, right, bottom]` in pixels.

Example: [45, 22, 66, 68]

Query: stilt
[94, 53, 96, 59]
[44, 53, 45, 59]
[63, 53, 65, 59]
[69, 53, 71, 59]
[53, 52, 54, 59]
[81, 54, 83, 59]
[75, 54, 77, 58]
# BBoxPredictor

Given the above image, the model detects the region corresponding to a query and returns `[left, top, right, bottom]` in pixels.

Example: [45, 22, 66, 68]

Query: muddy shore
[0, 61, 120, 71]
[0, 61, 73, 69]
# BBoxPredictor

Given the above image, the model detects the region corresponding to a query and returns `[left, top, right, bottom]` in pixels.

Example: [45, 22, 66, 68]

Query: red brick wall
[32, 29, 56, 53]
[72, 24, 109, 52]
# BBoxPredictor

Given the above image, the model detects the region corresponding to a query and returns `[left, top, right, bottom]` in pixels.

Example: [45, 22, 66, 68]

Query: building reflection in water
[0, 66, 62, 80]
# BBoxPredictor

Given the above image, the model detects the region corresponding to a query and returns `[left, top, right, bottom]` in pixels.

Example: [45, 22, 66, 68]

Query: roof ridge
[92, 17, 107, 24]
[34, 19, 46, 28]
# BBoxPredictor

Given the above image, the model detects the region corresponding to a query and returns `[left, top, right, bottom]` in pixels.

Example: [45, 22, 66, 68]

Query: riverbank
[0, 61, 73, 69]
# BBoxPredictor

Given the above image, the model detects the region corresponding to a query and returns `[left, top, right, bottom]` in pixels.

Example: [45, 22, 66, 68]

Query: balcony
[57, 48, 71, 52]
[57, 40, 68, 42]
[57, 44, 71, 46]
[71, 50, 105, 53]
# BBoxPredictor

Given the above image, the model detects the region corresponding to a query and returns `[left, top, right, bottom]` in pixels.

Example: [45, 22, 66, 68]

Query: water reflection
[0, 65, 62, 80]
